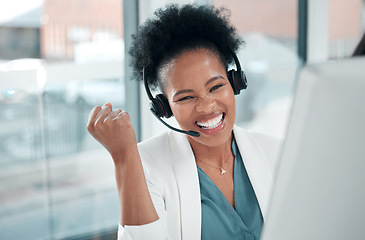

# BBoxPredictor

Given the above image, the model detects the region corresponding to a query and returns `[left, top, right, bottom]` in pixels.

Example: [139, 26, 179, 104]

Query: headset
[143, 48, 247, 137]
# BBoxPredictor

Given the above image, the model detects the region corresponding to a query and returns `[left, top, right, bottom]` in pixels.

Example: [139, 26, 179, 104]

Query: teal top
[197, 137, 263, 240]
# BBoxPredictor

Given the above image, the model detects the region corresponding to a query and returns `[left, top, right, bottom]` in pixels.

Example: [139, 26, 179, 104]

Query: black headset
[143, 48, 247, 137]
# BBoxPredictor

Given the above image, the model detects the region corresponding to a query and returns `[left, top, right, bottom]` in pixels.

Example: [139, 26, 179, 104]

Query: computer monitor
[261, 57, 365, 240]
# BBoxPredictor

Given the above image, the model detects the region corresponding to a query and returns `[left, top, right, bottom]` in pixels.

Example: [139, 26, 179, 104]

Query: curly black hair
[129, 4, 243, 90]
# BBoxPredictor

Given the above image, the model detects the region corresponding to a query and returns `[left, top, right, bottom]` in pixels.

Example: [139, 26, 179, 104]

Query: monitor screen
[261, 57, 365, 240]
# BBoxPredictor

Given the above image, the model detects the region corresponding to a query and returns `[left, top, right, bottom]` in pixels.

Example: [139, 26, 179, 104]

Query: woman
[87, 4, 281, 240]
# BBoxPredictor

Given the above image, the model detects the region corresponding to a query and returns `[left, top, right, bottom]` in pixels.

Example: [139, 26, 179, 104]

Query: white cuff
[118, 219, 165, 240]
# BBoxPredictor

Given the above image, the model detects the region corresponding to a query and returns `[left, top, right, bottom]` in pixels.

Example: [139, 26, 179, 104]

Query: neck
[188, 132, 233, 166]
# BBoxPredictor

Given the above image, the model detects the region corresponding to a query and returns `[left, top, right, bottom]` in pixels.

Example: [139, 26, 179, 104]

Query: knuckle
[123, 112, 130, 119]
[94, 119, 103, 128]
[103, 117, 112, 125]
[91, 106, 101, 115]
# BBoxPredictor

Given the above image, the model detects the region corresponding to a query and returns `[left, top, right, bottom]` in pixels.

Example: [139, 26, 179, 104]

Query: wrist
[111, 145, 139, 167]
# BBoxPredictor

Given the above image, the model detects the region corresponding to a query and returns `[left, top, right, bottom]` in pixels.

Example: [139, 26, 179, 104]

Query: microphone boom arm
[150, 110, 200, 137]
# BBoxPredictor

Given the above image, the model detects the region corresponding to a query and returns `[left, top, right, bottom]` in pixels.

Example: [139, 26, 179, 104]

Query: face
[162, 48, 236, 147]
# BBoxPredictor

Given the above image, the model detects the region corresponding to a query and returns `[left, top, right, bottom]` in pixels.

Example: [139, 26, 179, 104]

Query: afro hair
[129, 4, 243, 89]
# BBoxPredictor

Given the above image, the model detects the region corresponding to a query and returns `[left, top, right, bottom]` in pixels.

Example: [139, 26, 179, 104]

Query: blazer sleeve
[117, 143, 171, 240]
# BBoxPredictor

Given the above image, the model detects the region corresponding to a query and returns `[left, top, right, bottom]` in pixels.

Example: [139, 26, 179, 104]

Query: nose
[195, 94, 216, 113]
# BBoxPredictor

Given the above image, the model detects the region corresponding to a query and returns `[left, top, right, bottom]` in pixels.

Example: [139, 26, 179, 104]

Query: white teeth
[197, 114, 224, 129]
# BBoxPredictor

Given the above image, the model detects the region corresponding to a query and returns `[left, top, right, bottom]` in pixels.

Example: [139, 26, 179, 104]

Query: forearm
[113, 147, 159, 226]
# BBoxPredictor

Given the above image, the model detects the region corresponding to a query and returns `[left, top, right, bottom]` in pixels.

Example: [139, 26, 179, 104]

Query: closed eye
[177, 96, 195, 102]
[209, 84, 224, 92]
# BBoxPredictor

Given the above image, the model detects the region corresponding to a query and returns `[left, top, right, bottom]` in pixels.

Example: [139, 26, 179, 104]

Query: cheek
[220, 88, 236, 107]
[170, 104, 193, 124]
[220, 89, 236, 120]
[229, 95, 236, 116]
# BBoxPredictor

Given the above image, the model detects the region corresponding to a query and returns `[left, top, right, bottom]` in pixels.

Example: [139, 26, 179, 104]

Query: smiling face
[161, 48, 236, 147]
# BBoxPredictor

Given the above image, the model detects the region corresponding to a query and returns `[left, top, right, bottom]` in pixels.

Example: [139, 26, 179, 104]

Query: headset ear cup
[239, 70, 248, 90]
[227, 69, 240, 95]
[156, 94, 173, 118]
[227, 69, 248, 95]
[150, 97, 164, 118]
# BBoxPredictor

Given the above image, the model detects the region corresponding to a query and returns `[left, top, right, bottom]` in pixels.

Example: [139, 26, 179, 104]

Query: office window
[0, 0, 124, 239]
[328, 0, 364, 58]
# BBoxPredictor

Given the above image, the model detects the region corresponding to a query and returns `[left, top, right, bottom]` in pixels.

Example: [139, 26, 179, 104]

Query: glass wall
[0, 0, 124, 239]
[328, 0, 365, 59]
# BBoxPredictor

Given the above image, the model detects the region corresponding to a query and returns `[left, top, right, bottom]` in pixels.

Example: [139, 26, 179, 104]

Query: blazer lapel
[168, 131, 201, 240]
[233, 126, 273, 220]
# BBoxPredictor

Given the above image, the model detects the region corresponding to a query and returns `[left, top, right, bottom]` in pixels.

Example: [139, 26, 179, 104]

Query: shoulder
[234, 125, 282, 151]
[245, 129, 281, 154]
[137, 130, 191, 161]
[137, 130, 191, 180]
[137, 131, 172, 170]
[138, 131, 170, 155]
[233, 125, 282, 171]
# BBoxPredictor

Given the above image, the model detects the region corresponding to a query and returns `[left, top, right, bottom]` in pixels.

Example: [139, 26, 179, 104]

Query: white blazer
[118, 126, 281, 240]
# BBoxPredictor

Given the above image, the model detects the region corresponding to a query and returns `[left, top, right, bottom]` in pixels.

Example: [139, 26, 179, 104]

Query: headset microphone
[143, 68, 201, 138]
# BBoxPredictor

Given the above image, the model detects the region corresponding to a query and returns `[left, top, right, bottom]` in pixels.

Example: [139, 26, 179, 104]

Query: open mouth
[196, 113, 225, 130]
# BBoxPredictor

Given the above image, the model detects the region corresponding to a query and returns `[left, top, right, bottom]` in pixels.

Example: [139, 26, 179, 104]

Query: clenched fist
[87, 103, 138, 161]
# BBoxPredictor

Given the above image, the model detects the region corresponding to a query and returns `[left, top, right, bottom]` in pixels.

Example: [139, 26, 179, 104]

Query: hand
[87, 103, 137, 160]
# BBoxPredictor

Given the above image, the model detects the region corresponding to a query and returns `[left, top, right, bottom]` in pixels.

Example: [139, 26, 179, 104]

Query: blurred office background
[0, 0, 363, 239]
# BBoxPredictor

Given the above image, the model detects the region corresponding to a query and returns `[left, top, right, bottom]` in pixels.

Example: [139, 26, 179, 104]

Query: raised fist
[87, 103, 137, 159]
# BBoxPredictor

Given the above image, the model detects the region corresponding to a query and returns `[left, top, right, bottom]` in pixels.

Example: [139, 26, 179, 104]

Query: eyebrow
[173, 75, 225, 98]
